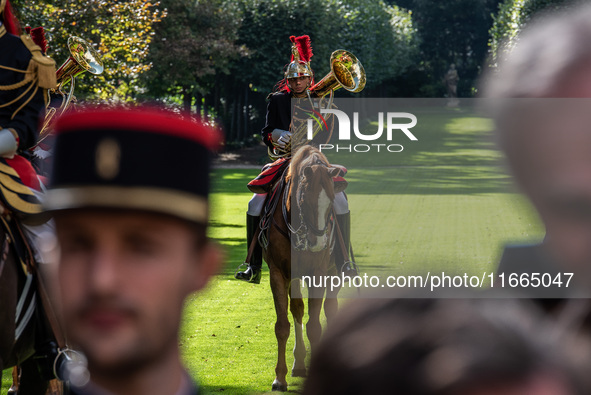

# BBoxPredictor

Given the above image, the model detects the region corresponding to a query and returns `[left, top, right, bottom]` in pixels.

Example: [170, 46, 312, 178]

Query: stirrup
[235, 262, 248, 273]
[234, 262, 250, 279]
[340, 260, 359, 277]
[234, 263, 262, 284]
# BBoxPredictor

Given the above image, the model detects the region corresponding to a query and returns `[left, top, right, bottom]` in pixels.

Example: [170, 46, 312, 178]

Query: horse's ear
[328, 167, 341, 178]
[334, 179, 348, 193]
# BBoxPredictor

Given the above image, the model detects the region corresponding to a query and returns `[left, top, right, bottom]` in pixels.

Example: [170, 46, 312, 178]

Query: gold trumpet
[39, 37, 104, 140]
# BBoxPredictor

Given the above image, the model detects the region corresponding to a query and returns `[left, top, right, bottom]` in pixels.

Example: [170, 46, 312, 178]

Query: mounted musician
[0, 1, 61, 392]
[235, 35, 364, 284]
[0, 0, 56, 284]
[1, 1, 104, 391]
[0, 0, 55, 160]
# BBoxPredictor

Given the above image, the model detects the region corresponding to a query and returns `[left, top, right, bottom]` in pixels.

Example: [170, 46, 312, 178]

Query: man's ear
[190, 241, 224, 293]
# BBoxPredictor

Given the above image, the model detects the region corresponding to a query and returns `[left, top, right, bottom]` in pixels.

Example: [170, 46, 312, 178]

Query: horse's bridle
[283, 164, 333, 252]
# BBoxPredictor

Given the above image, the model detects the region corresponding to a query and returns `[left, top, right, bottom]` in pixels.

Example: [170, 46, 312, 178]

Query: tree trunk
[195, 92, 201, 118]
[243, 85, 249, 141]
[182, 86, 192, 113]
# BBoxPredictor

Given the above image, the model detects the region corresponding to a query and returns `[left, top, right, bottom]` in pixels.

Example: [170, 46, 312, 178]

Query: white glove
[0, 129, 18, 158]
[271, 128, 292, 149]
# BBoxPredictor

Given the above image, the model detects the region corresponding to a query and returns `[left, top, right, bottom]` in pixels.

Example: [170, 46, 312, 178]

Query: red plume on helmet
[25, 26, 49, 54]
[275, 35, 315, 93]
[290, 35, 313, 63]
[2, 0, 22, 36]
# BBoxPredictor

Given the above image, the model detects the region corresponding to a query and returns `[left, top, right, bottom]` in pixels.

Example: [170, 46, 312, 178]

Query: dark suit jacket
[261, 91, 292, 148]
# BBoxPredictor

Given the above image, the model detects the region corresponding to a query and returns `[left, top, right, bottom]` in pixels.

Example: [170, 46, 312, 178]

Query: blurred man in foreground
[485, 4, 591, 296]
[44, 106, 222, 395]
[303, 298, 586, 395]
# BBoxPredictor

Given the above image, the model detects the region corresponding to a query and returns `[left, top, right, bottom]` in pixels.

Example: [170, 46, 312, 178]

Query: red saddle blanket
[247, 158, 348, 194]
[247, 158, 290, 194]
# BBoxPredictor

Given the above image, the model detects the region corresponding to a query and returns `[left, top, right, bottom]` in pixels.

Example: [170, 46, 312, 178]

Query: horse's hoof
[7, 388, 18, 395]
[272, 379, 288, 392]
[291, 368, 307, 377]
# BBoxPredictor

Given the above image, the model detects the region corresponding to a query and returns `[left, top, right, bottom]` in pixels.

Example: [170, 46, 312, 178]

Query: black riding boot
[235, 214, 263, 284]
[335, 212, 358, 276]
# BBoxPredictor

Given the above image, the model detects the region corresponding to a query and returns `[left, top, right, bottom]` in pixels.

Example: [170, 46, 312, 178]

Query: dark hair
[303, 298, 584, 395]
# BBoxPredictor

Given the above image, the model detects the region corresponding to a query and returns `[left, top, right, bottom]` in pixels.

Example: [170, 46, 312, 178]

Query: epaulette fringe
[20, 34, 56, 89]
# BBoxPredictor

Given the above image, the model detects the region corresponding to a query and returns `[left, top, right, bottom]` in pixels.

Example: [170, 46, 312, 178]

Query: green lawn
[2, 105, 545, 393]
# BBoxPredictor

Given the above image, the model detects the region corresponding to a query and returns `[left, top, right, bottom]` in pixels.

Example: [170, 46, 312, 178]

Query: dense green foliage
[140, 0, 418, 142]
[10, 0, 418, 143]
[139, 0, 245, 110]
[7, 0, 584, 141]
[390, 0, 502, 97]
[12, 0, 166, 100]
[488, 0, 574, 67]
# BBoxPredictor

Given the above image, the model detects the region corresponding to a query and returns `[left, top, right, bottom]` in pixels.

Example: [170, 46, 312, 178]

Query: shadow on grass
[345, 165, 514, 195]
[211, 170, 259, 194]
[209, 221, 244, 229]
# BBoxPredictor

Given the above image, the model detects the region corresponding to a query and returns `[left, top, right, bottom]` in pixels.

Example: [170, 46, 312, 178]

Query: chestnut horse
[261, 146, 346, 391]
[0, 222, 62, 395]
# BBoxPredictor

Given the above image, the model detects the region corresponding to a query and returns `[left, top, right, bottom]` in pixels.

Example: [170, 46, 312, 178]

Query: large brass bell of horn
[39, 37, 104, 141]
[54, 36, 103, 93]
[309, 50, 366, 97]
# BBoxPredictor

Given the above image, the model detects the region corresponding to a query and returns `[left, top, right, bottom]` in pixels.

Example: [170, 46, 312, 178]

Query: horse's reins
[332, 207, 357, 271]
[284, 161, 335, 251]
[0, 233, 9, 279]
[243, 160, 355, 277]
[291, 179, 332, 237]
[13, 220, 68, 350]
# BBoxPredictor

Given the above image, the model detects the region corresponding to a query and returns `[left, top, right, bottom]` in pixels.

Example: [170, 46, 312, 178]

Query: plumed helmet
[1, 0, 22, 36]
[285, 35, 314, 79]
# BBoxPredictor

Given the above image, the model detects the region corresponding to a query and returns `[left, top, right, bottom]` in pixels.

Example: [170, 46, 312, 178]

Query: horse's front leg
[290, 279, 306, 377]
[8, 366, 19, 394]
[306, 285, 325, 351]
[269, 266, 290, 392]
[324, 279, 340, 324]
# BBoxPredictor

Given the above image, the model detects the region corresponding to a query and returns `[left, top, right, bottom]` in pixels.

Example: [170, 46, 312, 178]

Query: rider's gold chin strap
[292, 90, 308, 99]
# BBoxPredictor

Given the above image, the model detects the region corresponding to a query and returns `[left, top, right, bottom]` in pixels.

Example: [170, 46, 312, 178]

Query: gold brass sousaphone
[271, 49, 365, 160]
[309, 49, 366, 97]
[40, 36, 104, 139]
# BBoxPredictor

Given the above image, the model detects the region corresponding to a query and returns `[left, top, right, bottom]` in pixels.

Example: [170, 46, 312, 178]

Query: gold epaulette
[20, 34, 56, 89]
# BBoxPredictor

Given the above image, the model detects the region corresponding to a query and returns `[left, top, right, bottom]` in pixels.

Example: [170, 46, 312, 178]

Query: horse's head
[289, 146, 347, 252]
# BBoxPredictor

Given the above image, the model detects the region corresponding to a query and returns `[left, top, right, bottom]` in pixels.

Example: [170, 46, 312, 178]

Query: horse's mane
[286, 146, 332, 209]
[288, 146, 329, 181]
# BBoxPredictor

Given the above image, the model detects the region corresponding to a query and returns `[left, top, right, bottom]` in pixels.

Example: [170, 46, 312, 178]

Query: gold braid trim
[0, 24, 6, 39]
[0, 73, 33, 91]
[0, 64, 31, 73]
[0, 74, 36, 108]
[12, 83, 40, 120]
